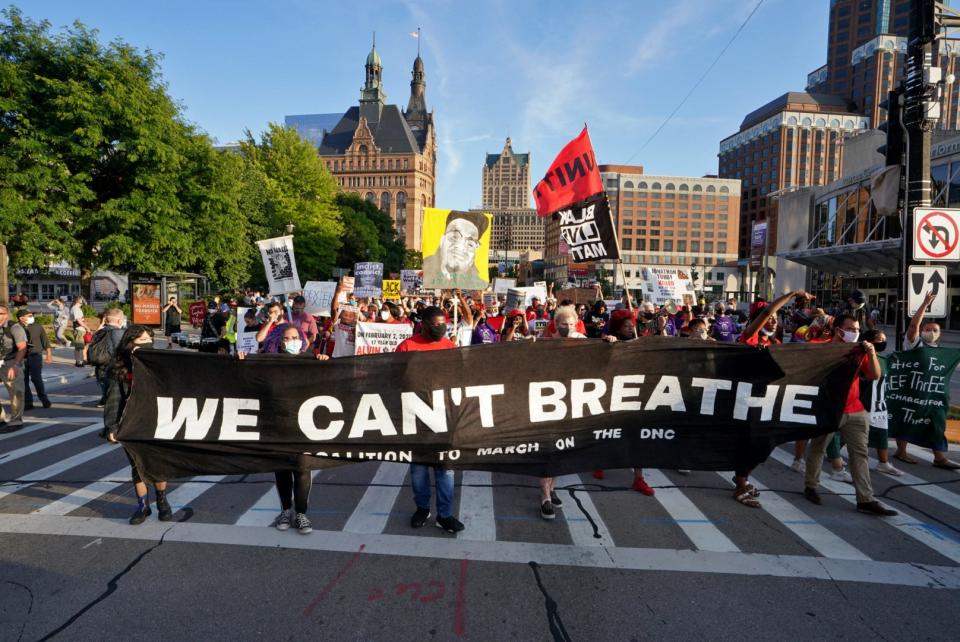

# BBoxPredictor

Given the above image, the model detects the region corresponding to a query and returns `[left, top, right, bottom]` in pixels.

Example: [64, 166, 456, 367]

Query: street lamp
[284, 222, 296, 236]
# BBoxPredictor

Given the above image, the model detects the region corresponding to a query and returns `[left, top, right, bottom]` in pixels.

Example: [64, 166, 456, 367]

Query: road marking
[901, 444, 960, 471]
[554, 473, 613, 547]
[81, 538, 102, 549]
[457, 471, 496, 542]
[234, 471, 318, 527]
[33, 465, 130, 516]
[0, 442, 116, 503]
[769, 447, 960, 564]
[643, 469, 739, 553]
[0, 422, 102, 464]
[343, 463, 408, 534]
[868, 457, 960, 512]
[717, 472, 869, 560]
[1, 514, 957, 589]
[165, 475, 227, 511]
[0, 421, 60, 443]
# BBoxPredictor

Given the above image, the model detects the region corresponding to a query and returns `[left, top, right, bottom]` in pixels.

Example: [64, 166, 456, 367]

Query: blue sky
[21, 0, 827, 209]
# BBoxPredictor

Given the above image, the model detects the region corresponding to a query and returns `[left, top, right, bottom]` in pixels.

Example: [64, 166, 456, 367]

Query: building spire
[361, 36, 386, 104]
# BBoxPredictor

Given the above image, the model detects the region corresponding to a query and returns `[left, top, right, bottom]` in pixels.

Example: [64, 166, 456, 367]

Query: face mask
[380, 311, 391, 321]
[558, 326, 570, 337]
[25, 317, 35, 325]
[760, 328, 775, 337]
[840, 329, 859, 343]
[693, 329, 708, 340]
[921, 330, 940, 345]
[283, 339, 302, 354]
[133, 340, 153, 350]
[873, 340, 887, 352]
[426, 323, 447, 341]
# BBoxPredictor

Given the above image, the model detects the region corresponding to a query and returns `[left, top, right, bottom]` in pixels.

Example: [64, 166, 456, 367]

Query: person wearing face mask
[858, 329, 902, 476]
[16, 308, 52, 411]
[395, 307, 465, 534]
[687, 318, 714, 341]
[238, 324, 329, 534]
[101, 325, 173, 524]
[288, 295, 319, 347]
[471, 306, 500, 344]
[87, 308, 127, 407]
[801, 314, 897, 516]
[893, 291, 960, 470]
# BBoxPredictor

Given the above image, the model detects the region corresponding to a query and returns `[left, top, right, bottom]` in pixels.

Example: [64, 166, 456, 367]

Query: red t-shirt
[739, 333, 780, 348]
[545, 319, 587, 335]
[395, 334, 457, 352]
[486, 316, 506, 332]
[844, 352, 870, 414]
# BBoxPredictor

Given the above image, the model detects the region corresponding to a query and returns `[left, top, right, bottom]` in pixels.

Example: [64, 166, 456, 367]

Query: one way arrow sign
[907, 265, 947, 318]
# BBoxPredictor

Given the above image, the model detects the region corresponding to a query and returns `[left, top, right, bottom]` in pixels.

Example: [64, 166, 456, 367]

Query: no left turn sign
[914, 208, 960, 261]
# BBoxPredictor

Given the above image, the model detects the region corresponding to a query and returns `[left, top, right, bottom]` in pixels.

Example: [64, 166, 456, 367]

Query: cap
[15, 308, 31, 318]
[849, 289, 866, 304]
[445, 210, 490, 238]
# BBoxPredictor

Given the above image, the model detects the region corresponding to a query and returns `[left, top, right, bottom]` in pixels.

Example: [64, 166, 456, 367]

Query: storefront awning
[778, 238, 902, 274]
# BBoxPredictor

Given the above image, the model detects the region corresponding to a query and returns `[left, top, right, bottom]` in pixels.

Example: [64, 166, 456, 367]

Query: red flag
[533, 127, 602, 217]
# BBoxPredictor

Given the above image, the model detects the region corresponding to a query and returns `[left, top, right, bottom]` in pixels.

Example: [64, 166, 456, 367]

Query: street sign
[907, 265, 947, 317]
[913, 208, 960, 261]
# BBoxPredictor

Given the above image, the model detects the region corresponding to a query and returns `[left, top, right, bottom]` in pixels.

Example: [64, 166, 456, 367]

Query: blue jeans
[410, 465, 455, 518]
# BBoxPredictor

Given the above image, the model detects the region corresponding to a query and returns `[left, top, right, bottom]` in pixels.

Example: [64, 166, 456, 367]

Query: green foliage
[103, 300, 131, 317]
[334, 193, 406, 274]
[404, 250, 423, 270]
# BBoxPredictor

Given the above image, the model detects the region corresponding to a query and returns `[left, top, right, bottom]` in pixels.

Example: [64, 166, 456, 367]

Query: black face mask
[558, 326, 570, 337]
[426, 323, 447, 341]
[641, 312, 654, 321]
[873, 340, 887, 352]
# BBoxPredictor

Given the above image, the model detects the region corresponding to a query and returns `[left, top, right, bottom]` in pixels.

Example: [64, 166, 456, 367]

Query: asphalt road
[0, 345, 958, 641]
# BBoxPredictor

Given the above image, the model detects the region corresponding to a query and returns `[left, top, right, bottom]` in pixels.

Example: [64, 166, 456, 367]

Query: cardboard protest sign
[422, 208, 492, 290]
[303, 281, 337, 316]
[235, 307, 259, 355]
[382, 280, 402, 301]
[355, 322, 413, 355]
[400, 270, 422, 293]
[569, 288, 600, 305]
[353, 263, 383, 298]
[256, 235, 301, 295]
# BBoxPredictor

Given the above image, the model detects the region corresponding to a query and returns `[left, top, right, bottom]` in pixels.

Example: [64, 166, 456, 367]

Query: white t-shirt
[904, 335, 937, 350]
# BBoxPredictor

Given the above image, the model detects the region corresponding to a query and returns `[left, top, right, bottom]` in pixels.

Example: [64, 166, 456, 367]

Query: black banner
[118, 341, 860, 482]
[557, 193, 620, 262]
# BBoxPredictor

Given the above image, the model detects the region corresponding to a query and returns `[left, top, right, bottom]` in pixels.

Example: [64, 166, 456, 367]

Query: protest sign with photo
[120, 341, 860, 481]
[639, 267, 696, 307]
[256, 235, 301, 295]
[400, 270, 422, 293]
[382, 280, 401, 300]
[235, 307, 259, 355]
[331, 305, 359, 359]
[338, 276, 354, 303]
[421, 208, 492, 290]
[353, 262, 383, 298]
[482, 293, 499, 310]
[303, 281, 337, 316]
[355, 322, 413, 355]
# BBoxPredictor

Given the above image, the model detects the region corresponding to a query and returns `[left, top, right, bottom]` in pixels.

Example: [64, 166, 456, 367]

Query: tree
[334, 193, 406, 273]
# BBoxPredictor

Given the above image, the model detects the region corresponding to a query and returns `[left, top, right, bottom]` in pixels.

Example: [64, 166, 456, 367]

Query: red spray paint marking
[302, 544, 365, 617]
[453, 559, 469, 637]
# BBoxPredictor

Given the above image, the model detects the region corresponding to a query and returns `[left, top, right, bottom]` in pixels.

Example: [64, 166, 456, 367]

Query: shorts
[124, 448, 142, 484]
[867, 427, 889, 450]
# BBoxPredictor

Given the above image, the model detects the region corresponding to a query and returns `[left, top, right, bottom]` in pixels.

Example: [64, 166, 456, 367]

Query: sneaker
[41, 399, 52, 409]
[829, 468, 853, 483]
[129, 503, 152, 525]
[549, 491, 562, 506]
[876, 462, 904, 476]
[294, 513, 312, 534]
[632, 475, 655, 496]
[803, 487, 822, 505]
[790, 459, 806, 473]
[410, 507, 431, 528]
[95, 402, 105, 408]
[857, 501, 897, 516]
[273, 509, 292, 531]
[0, 423, 23, 434]
[435, 515, 465, 533]
[540, 501, 555, 520]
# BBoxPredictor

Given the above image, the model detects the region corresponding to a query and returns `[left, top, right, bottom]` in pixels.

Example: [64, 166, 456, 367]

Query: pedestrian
[162, 296, 182, 345]
[17, 308, 52, 411]
[47, 297, 70, 346]
[893, 291, 960, 469]
[861, 328, 902, 476]
[395, 306, 465, 534]
[70, 295, 91, 367]
[802, 313, 897, 516]
[584, 300, 609, 338]
[0, 305, 28, 432]
[101, 325, 173, 524]
[87, 308, 127, 407]
[239, 322, 329, 534]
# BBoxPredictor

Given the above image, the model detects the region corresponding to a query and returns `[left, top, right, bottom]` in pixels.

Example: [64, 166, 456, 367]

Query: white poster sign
[236, 307, 259, 355]
[639, 267, 696, 307]
[256, 235, 301, 295]
[303, 281, 337, 316]
[354, 322, 413, 355]
[493, 278, 516, 295]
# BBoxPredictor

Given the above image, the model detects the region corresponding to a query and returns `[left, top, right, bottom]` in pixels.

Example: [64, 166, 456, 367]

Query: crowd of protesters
[1, 280, 957, 534]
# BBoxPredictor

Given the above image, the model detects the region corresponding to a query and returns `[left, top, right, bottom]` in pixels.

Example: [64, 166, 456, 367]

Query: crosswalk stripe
[33, 466, 130, 516]
[902, 444, 960, 470]
[165, 475, 227, 511]
[234, 471, 320, 527]
[0, 422, 103, 464]
[768, 447, 960, 564]
[554, 473, 614, 547]
[867, 458, 960, 512]
[643, 469, 740, 553]
[717, 472, 869, 560]
[342, 462, 407, 534]
[0, 442, 116, 503]
[457, 471, 496, 541]
[0, 421, 60, 443]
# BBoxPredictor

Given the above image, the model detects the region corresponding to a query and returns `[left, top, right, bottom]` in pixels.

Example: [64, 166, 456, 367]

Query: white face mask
[840, 329, 859, 343]
[25, 317, 35, 325]
[921, 330, 940, 345]
[380, 311, 391, 321]
[693, 329, 708, 340]
[760, 327, 775, 337]
[283, 339, 302, 354]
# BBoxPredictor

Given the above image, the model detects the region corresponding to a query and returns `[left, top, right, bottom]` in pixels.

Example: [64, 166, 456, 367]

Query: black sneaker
[803, 487, 822, 505]
[857, 501, 897, 516]
[540, 501, 555, 520]
[129, 503, 152, 525]
[273, 509, 292, 531]
[0, 423, 23, 434]
[24, 404, 34, 411]
[410, 507, 431, 528]
[294, 513, 313, 534]
[41, 399, 52, 409]
[549, 491, 562, 507]
[435, 515, 465, 533]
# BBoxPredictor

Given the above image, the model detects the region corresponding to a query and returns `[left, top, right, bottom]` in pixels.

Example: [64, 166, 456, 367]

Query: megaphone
[664, 299, 678, 315]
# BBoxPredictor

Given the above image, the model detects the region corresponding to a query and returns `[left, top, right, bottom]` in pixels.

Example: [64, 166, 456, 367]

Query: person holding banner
[395, 307, 465, 534]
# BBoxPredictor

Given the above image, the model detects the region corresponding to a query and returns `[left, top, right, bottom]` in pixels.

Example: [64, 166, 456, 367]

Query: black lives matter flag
[118, 341, 859, 482]
[534, 128, 620, 263]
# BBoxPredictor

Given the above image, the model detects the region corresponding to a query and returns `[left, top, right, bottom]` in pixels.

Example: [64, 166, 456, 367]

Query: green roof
[366, 47, 381, 66]
[485, 151, 529, 169]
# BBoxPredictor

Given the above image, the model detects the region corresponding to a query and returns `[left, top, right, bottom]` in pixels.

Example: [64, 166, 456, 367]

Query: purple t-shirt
[471, 322, 499, 345]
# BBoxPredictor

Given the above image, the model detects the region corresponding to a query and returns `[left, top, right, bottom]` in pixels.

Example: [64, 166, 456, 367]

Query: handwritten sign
[382, 280, 401, 301]
[303, 281, 337, 316]
[886, 346, 960, 447]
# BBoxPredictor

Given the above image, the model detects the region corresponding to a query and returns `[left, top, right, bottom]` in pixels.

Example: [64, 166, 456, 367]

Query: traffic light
[878, 89, 905, 167]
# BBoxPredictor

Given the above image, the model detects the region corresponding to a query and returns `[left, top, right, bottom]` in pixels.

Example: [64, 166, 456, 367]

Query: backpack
[87, 328, 120, 367]
[711, 315, 738, 342]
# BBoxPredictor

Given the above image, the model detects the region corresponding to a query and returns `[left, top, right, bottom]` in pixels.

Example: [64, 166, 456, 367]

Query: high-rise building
[718, 93, 868, 258]
[284, 113, 343, 147]
[318, 40, 437, 250]
[482, 138, 530, 209]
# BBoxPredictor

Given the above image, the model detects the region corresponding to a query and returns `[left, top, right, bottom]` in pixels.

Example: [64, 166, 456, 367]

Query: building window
[365, 192, 375, 203]
[380, 192, 391, 215]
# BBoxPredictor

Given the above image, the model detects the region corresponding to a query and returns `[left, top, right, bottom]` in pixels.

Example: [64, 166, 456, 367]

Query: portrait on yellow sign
[421, 208, 492, 290]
